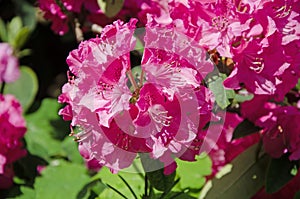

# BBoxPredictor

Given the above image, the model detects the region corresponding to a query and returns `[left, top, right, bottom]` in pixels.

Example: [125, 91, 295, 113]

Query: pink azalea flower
[0, 43, 19, 83]
[224, 31, 300, 100]
[59, 17, 216, 174]
[38, 0, 69, 35]
[0, 94, 27, 189]
[257, 105, 300, 160]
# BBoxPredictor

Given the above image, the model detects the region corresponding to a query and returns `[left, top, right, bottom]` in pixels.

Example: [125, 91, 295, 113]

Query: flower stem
[139, 69, 144, 87]
[0, 82, 5, 94]
[127, 70, 138, 91]
[144, 173, 148, 197]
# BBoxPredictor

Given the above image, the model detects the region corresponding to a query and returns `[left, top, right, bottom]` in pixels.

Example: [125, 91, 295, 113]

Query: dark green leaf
[200, 144, 270, 199]
[95, 166, 144, 198]
[17, 49, 32, 58]
[76, 179, 106, 199]
[176, 154, 212, 190]
[61, 137, 84, 164]
[12, 0, 37, 30]
[4, 66, 38, 112]
[7, 16, 23, 45]
[0, 18, 8, 41]
[15, 187, 35, 199]
[166, 192, 197, 199]
[24, 99, 68, 160]
[296, 78, 300, 91]
[232, 119, 261, 139]
[34, 160, 90, 199]
[140, 154, 176, 192]
[266, 155, 296, 193]
[13, 27, 31, 50]
[207, 75, 232, 109]
[97, 0, 125, 18]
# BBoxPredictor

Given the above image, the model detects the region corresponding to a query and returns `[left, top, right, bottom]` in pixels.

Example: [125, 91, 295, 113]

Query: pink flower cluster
[242, 96, 300, 161]
[38, 0, 149, 35]
[146, 0, 300, 100]
[0, 94, 27, 189]
[59, 18, 219, 174]
[145, 0, 300, 173]
[0, 43, 19, 84]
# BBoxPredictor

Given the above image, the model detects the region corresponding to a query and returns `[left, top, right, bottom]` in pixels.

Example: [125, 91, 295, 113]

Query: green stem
[0, 82, 5, 94]
[144, 173, 148, 197]
[127, 70, 138, 91]
[106, 183, 128, 199]
[118, 175, 138, 199]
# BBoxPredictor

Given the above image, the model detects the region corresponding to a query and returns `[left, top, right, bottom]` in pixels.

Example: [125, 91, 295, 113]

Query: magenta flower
[0, 43, 19, 84]
[257, 105, 300, 160]
[59, 17, 216, 174]
[0, 94, 27, 189]
[38, 0, 70, 35]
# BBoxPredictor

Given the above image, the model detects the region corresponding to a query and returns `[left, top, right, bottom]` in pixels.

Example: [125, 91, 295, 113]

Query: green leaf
[77, 179, 106, 199]
[4, 66, 38, 112]
[140, 153, 176, 192]
[207, 74, 232, 109]
[61, 137, 84, 164]
[294, 191, 300, 199]
[34, 160, 90, 199]
[95, 166, 144, 198]
[15, 187, 35, 199]
[176, 154, 212, 190]
[233, 93, 254, 103]
[97, 0, 125, 18]
[12, 0, 37, 30]
[7, 16, 23, 46]
[154, 191, 198, 199]
[13, 27, 31, 50]
[0, 18, 8, 41]
[296, 78, 300, 91]
[24, 99, 68, 160]
[232, 119, 261, 139]
[17, 49, 32, 58]
[200, 144, 270, 199]
[266, 155, 296, 193]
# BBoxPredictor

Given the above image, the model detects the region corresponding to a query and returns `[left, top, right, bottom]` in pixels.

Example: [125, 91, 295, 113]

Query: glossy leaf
[234, 93, 254, 103]
[200, 144, 270, 199]
[265, 155, 296, 193]
[13, 27, 30, 50]
[34, 160, 90, 199]
[94, 166, 144, 198]
[140, 154, 176, 192]
[4, 66, 38, 112]
[7, 16, 23, 45]
[24, 99, 69, 160]
[15, 187, 35, 199]
[0, 18, 8, 41]
[61, 137, 84, 164]
[208, 75, 232, 109]
[97, 0, 125, 18]
[176, 154, 212, 190]
[12, 0, 37, 30]
[232, 119, 261, 139]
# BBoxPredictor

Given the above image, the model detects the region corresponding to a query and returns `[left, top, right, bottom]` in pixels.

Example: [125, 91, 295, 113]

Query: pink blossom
[38, 0, 69, 35]
[0, 43, 19, 83]
[0, 94, 26, 189]
[257, 105, 300, 160]
[59, 18, 216, 174]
